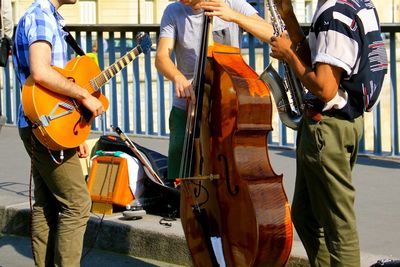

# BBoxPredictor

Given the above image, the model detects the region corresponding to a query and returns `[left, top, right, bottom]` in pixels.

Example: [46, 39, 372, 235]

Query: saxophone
[259, 0, 305, 130]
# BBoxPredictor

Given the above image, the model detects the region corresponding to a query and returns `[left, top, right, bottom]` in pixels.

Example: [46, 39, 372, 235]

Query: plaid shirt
[13, 0, 68, 128]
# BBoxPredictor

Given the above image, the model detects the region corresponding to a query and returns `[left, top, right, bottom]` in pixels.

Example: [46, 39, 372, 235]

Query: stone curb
[0, 205, 312, 266]
[0, 205, 391, 266]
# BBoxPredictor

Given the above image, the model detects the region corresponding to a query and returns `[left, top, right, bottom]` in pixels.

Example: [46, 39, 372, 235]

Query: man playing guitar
[12, 0, 104, 266]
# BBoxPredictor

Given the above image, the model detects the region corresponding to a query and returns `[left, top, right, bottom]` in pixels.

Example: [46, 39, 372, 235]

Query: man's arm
[271, 0, 311, 66]
[155, 37, 195, 102]
[270, 30, 342, 102]
[268, 0, 341, 102]
[29, 41, 105, 117]
[234, 13, 274, 43]
[200, 0, 274, 43]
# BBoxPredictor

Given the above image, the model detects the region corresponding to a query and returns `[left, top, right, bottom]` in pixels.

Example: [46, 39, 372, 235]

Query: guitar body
[22, 55, 109, 150]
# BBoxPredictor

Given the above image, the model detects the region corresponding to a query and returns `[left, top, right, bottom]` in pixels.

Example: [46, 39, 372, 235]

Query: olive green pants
[19, 127, 91, 267]
[167, 107, 187, 180]
[292, 114, 364, 267]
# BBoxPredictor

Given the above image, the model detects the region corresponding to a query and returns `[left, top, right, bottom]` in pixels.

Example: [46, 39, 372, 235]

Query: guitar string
[92, 47, 139, 90]
[49, 48, 140, 114]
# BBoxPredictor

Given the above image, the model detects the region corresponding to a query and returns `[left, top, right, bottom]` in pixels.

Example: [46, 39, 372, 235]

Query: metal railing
[1, 24, 399, 157]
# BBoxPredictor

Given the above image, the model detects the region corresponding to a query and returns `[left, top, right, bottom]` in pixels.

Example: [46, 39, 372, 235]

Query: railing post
[373, 104, 382, 155]
[97, 31, 108, 134]
[390, 32, 399, 156]
[4, 63, 12, 124]
[144, 48, 154, 135]
[248, 34, 256, 69]
[277, 61, 288, 146]
[156, 33, 166, 136]
[108, 32, 118, 128]
[132, 48, 142, 135]
[13, 72, 21, 124]
[120, 31, 130, 133]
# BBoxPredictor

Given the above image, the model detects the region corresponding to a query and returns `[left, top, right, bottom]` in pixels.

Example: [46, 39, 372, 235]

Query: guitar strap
[13, 26, 86, 85]
[62, 26, 86, 56]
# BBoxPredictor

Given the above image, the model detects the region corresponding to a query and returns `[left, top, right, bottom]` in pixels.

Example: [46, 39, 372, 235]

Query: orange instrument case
[87, 154, 134, 213]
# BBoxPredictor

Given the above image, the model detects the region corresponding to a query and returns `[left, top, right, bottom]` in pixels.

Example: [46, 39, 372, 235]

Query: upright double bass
[179, 13, 293, 267]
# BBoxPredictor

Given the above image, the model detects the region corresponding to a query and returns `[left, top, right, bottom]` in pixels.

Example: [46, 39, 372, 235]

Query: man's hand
[173, 73, 196, 104]
[200, 0, 238, 22]
[81, 93, 105, 118]
[77, 142, 90, 158]
[269, 33, 294, 62]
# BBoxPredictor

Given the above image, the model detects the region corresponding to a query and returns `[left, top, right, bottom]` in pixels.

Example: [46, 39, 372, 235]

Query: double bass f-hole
[217, 154, 239, 195]
[193, 180, 209, 207]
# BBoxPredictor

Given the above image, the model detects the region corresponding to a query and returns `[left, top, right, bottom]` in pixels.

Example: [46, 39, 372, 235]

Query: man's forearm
[155, 57, 183, 82]
[231, 14, 274, 43]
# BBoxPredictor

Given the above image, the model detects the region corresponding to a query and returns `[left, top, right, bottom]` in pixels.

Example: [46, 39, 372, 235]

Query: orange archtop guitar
[22, 32, 152, 151]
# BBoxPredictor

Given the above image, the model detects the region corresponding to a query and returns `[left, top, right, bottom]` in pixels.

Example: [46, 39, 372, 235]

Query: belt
[303, 105, 337, 122]
[304, 107, 323, 122]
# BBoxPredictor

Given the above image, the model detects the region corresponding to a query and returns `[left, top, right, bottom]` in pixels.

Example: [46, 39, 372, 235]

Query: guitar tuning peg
[135, 32, 146, 40]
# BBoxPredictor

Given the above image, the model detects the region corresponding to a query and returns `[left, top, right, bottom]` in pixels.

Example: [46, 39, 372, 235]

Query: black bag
[370, 259, 400, 267]
[0, 36, 12, 67]
[93, 134, 180, 218]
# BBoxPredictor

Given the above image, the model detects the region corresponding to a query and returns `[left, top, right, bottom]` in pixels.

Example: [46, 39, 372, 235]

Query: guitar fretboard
[90, 46, 141, 90]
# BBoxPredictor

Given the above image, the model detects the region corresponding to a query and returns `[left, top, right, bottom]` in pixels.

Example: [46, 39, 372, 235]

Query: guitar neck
[90, 46, 143, 90]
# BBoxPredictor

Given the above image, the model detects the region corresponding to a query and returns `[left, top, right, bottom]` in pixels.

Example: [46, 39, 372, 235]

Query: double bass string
[178, 13, 211, 209]
[178, 13, 224, 267]
[179, 85, 207, 211]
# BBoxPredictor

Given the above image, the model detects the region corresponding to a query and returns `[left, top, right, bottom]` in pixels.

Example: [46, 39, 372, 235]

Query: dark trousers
[167, 107, 187, 180]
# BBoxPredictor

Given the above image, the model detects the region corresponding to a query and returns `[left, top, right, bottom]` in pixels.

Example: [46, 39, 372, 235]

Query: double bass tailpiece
[179, 174, 220, 181]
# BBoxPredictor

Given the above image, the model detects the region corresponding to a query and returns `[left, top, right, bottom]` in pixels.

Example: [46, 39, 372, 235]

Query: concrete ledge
[84, 214, 191, 266]
[1, 205, 391, 266]
[0, 205, 312, 266]
[1, 205, 392, 266]
[3, 205, 386, 267]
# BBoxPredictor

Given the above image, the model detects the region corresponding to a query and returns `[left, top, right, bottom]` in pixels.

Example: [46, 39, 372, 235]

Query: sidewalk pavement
[1, 125, 399, 266]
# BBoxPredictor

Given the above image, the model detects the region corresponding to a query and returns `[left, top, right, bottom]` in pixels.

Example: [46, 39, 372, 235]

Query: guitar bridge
[35, 102, 75, 127]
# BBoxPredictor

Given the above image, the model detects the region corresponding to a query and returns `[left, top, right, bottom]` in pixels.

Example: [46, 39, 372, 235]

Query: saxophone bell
[259, 0, 306, 130]
[260, 64, 303, 130]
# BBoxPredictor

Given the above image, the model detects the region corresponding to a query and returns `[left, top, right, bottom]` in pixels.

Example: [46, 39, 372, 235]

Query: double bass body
[180, 42, 293, 267]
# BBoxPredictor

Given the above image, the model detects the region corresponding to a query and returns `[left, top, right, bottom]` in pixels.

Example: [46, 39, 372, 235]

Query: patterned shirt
[308, 0, 388, 119]
[13, 0, 68, 128]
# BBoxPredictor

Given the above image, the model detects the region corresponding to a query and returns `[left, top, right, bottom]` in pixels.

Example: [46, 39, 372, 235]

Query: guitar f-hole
[73, 119, 80, 135]
[67, 76, 76, 83]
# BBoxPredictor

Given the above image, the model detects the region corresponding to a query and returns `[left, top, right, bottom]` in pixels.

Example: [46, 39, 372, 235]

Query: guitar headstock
[136, 32, 152, 54]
